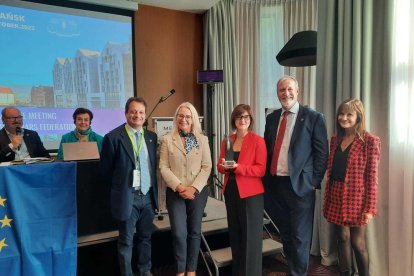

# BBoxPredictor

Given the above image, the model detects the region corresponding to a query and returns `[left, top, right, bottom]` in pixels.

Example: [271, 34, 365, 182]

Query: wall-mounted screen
[0, 0, 135, 149]
[197, 70, 224, 84]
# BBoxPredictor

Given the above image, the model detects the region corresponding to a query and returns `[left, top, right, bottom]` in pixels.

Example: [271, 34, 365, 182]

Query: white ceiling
[138, 0, 220, 13]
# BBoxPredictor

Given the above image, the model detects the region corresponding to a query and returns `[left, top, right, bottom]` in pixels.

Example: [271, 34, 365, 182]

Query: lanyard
[125, 125, 144, 157]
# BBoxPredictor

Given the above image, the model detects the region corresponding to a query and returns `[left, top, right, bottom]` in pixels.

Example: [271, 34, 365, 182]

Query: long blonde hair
[336, 98, 366, 140]
[172, 102, 203, 136]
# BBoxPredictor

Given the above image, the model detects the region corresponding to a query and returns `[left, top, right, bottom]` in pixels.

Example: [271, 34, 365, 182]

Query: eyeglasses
[4, 116, 23, 121]
[177, 114, 192, 120]
[236, 115, 250, 121]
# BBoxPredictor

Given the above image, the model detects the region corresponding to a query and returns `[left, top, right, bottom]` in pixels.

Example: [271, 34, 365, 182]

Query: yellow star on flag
[0, 196, 6, 207]
[0, 215, 12, 228]
[0, 238, 8, 252]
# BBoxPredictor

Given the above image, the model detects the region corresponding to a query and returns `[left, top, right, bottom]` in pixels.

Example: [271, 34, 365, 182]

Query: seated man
[0, 106, 50, 162]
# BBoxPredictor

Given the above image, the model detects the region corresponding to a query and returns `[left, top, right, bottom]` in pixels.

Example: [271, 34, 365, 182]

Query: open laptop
[62, 141, 100, 161]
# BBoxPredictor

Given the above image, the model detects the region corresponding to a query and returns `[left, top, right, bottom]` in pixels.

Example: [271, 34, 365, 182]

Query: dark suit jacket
[100, 124, 158, 221]
[264, 105, 329, 197]
[0, 128, 50, 162]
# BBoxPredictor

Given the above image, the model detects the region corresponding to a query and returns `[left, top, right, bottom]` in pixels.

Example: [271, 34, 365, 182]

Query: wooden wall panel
[135, 5, 204, 129]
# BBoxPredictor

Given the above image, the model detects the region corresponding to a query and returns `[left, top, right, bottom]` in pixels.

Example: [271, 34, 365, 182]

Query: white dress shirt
[276, 101, 299, 176]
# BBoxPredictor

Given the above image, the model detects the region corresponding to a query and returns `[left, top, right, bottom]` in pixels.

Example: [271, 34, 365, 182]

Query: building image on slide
[0, 1, 135, 148]
[0, 87, 16, 106]
[53, 38, 132, 109]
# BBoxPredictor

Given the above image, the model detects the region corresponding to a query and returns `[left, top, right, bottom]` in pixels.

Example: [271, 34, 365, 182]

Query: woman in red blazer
[217, 104, 267, 276]
[323, 99, 381, 276]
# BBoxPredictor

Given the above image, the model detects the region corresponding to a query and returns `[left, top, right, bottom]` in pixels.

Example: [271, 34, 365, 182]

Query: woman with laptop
[57, 107, 103, 160]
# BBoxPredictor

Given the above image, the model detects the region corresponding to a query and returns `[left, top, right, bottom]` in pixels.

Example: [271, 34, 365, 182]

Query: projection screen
[0, 0, 135, 150]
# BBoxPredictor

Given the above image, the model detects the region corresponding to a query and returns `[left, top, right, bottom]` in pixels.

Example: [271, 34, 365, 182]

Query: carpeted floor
[78, 228, 339, 276]
[78, 240, 339, 276]
[152, 254, 339, 276]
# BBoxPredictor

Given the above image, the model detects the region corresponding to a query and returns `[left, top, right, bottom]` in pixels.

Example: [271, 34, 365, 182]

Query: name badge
[133, 169, 141, 188]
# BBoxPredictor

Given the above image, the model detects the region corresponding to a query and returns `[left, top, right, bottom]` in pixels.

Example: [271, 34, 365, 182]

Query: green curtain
[316, 0, 392, 275]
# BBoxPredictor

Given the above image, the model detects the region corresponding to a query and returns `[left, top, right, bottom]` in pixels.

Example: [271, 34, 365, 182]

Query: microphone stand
[212, 174, 224, 190]
[147, 95, 165, 220]
[202, 174, 224, 218]
[144, 96, 164, 129]
[144, 89, 175, 129]
[146, 90, 174, 220]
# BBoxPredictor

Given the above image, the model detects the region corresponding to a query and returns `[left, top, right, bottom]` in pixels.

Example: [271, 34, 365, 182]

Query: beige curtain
[204, 0, 318, 161]
[316, 0, 392, 274]
[234, 0, 260, 109]
[389, 0, 414, 275]
[204, 0, 238, 198]
[283, 0, 318, 108]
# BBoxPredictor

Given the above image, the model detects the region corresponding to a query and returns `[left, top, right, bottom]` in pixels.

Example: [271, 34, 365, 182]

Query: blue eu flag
[0, 162, 77, 276]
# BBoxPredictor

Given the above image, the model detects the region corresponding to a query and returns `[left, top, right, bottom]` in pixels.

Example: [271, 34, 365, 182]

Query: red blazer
[323, 133, 381, 222]
[217, 132, 267, 198]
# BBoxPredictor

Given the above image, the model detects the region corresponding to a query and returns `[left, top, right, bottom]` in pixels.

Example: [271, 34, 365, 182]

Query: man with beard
[263, 76, 328, 276]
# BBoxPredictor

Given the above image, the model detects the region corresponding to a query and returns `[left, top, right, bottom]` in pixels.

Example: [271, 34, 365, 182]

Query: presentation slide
[0, 0, 134, 149]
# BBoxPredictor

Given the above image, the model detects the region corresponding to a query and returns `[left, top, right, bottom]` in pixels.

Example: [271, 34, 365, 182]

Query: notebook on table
[62, 141, 100, 161]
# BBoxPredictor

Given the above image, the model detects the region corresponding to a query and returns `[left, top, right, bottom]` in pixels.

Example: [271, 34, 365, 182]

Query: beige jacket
[159, 132, 212, 192]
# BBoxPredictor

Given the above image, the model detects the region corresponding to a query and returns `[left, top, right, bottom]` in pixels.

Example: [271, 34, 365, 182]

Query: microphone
[160, 89, 175, 102]
[15, 126, 22, 150]
[144, 89, 176, 128]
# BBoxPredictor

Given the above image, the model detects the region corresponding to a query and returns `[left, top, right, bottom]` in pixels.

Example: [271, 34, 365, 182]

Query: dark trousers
[166, 186, 209, 273]
[264, 176, 315, 276]
[118, 192, 155, 276]
[224, 179, 264, 276]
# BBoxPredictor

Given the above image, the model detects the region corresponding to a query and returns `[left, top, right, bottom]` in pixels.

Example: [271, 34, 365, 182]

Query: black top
[331, 143, 352, 182]
[228, 151, 240, 181]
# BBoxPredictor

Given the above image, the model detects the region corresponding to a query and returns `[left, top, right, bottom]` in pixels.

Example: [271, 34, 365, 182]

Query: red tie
[270, 111, 289, 175]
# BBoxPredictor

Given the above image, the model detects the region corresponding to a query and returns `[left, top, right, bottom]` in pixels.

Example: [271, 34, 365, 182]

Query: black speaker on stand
[197, 69, 224, 205]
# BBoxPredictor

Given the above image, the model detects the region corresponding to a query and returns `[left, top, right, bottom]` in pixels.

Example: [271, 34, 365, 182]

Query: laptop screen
[62, 142, 100, 161]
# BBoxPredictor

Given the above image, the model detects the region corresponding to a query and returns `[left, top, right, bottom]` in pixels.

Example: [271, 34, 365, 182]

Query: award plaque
[224, 135, 235, 166]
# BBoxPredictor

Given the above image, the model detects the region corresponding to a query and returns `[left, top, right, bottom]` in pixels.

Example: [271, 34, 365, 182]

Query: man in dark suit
[100, 97, 158, 276]
[0, 106, 50, 162]
[264, 76, 328, 276]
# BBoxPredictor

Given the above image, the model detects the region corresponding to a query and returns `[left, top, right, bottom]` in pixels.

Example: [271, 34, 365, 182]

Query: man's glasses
[236, 115, 250, 121]
[4, 116, 23, 121]
[177, 114, 192, 120]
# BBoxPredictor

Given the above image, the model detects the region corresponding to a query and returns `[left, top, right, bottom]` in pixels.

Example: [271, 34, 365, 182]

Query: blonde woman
[159, 102, 212, 276]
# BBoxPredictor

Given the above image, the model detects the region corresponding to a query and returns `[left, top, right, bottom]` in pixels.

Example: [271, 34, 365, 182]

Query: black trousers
[224, 178, 264, 276]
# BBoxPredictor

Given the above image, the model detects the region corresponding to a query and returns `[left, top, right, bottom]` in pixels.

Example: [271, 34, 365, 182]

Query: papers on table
[7, 157, 54, 165]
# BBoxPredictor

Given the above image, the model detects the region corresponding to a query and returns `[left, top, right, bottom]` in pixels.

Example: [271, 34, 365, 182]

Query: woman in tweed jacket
[159, 102, 212, 276]
[323, 98, 381, 276]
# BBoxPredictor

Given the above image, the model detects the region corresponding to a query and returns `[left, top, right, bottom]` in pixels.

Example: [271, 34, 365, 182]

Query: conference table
[0, 160, 227, 245]
[0, 161, 231, 274]
[74, 160, 119, 246]
[0, 160, 118, 247]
